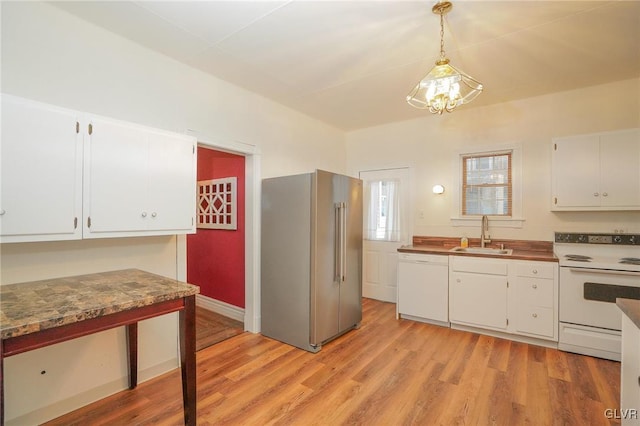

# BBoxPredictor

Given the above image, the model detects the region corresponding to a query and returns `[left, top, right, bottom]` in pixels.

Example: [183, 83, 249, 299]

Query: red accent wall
[187, 147, 245, 308]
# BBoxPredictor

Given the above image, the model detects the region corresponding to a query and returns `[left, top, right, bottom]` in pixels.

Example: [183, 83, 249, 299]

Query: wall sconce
[432, 184, 445, 194]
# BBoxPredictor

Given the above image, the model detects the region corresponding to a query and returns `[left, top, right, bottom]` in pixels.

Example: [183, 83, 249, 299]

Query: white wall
[0, 2, 346, 423]
[346, 78, 640, 241]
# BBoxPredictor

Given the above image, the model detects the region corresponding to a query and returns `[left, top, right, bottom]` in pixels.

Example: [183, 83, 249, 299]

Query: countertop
[617, 298, 640, 329]
[398, 236, 558, 262]
[0, 269, 200, 339]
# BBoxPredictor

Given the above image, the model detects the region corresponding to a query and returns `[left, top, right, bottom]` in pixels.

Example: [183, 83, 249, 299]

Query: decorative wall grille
[197, 177, 237, 230]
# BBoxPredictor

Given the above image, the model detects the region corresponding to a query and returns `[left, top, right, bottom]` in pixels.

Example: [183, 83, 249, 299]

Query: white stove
[555, 232, 640, 361]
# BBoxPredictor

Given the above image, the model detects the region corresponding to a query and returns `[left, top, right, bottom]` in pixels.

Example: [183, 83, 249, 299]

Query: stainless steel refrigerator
[261, 170, 363, 352]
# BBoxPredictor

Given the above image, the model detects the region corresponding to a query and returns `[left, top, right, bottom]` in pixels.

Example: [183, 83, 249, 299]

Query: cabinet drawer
[515, 278, 554, 308]
[515, 262, 555, 279]
[516, 306, 554, 338]
[450, 256, 508, 276]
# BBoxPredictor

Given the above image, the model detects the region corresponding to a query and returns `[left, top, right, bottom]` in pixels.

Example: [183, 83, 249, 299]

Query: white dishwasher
[397, 252, 449, 326]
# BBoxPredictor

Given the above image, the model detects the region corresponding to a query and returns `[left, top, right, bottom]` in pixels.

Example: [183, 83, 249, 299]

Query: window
[462, 151, 512, 216]
[364, 179, 401, 241]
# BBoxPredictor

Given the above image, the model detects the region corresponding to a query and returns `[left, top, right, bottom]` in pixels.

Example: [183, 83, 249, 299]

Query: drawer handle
[532, 313, 538, 318]
[151, 212, 157, 218]
[456, 278, 461, 283]
[141, 212, 148, 218]
[532, 284, 538, 289]
[532, 269, 538, 274]
[0, 209, 5, 216]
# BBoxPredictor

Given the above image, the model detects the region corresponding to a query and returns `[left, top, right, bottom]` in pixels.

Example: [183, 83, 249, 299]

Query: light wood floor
[45, 298, 621, 425]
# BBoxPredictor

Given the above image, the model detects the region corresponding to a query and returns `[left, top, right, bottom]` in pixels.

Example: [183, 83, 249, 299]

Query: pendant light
[406, 1, 483, 114]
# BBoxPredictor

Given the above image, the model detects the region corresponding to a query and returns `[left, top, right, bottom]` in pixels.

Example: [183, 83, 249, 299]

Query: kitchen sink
[449, 246, 513, 255]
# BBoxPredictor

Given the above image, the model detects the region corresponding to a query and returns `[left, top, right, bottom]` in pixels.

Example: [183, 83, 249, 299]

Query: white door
[359, 168, 409, 302]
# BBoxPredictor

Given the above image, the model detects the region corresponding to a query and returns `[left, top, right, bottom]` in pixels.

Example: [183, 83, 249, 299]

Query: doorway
[359, 168, 410, 302]
[177, 136, 261, 334]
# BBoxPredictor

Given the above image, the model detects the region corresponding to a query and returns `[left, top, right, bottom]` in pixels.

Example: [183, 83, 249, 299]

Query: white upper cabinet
[1, 95, 83, 242]
[84, 116, 196, 237]
[1, 94, 197, 243]
[552, 128, 640, 211]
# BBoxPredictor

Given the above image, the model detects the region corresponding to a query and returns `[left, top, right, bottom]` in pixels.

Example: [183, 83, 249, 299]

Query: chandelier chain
[439, 12, 446, 60]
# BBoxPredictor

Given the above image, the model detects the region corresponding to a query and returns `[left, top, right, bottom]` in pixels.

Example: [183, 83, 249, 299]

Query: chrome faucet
[481, 215, 491, 248]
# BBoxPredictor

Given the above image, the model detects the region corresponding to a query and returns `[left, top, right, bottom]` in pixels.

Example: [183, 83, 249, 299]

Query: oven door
[560, 267, 640, 331]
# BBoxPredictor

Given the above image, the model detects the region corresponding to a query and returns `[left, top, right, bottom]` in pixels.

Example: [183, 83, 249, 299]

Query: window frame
[451, 143, 524, 228]
[461, 151, 513, 217]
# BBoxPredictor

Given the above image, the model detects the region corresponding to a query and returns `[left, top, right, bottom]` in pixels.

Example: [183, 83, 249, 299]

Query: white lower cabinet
[449, 257, 508, 331]
[513, 262, 558, 340]
[449, 256, 559, 342]
[397, 253, 448, 324]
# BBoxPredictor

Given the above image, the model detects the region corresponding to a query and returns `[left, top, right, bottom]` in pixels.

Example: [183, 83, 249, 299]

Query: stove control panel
[555, 232, 639, 245]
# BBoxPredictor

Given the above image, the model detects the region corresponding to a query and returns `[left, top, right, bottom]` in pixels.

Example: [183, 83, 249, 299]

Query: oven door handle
[568, 267, 640, 277]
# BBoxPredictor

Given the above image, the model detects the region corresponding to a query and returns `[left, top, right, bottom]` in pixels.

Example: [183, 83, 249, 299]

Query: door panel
[340, 175, 363, 330]
[359, 168, 409, 302]
[85, 116, 148, 233]
[311, 170, 340, 345]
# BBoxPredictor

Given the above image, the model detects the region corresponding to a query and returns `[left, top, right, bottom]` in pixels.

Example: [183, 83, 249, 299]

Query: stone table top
[0, 269, 200, 339]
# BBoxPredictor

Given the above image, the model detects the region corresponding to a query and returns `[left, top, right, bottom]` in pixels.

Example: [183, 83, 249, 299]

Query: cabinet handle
[532, 284, 538, 289]
[141, 212, 148, 218]
[0, 209, 5, 216]
[151, 212, 157, 218]
[456, 278, 461, 283]
[593, 192, 599, 197]
[602, 192, 608, 197]
[532, 313, 538, 318]
[532, 269, 538, 274]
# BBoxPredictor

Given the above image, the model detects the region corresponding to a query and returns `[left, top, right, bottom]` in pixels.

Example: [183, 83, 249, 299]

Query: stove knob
[614, 236, 622, 244]
[578, 235, 586, 242]
[631, 236, 637, 245]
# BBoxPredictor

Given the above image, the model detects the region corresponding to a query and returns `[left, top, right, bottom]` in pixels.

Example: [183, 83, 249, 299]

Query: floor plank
[44, 298, 621, 426]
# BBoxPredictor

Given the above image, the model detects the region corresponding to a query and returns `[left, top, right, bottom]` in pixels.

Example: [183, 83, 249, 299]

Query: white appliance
[555, 232, 640, 361]
[397, 252, 449, 326]
[261, 170, 363, 353]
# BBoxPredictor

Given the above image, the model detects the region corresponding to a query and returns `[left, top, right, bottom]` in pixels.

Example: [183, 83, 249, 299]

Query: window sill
[450, 217, 525, 229]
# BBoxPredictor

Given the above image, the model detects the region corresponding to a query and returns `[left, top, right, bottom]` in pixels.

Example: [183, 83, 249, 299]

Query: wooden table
[0, 269, 199, 425]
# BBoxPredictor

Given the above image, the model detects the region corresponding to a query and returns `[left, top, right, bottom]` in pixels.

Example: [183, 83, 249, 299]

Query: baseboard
[5, 358, 177, 426]
[196, 294, 245, 324]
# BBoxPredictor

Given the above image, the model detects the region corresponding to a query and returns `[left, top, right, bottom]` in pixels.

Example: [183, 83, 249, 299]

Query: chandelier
[406, 1, 483, 114]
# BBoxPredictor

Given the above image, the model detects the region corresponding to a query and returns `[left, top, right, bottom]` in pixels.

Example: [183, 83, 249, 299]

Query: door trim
[177, 133, 261, 333]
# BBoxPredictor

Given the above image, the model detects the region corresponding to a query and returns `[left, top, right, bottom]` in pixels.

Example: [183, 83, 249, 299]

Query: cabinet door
[1, 95, 82, 242]
[552, 135, 600, 208]
[84, 115, 149, 235]
[146, 130, 196, 232]
[600, 129, 640, 208]
[449, 272, 507, 330]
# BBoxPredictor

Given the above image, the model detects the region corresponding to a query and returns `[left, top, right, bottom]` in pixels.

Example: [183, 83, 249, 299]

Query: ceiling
[52, 1, 640, 131]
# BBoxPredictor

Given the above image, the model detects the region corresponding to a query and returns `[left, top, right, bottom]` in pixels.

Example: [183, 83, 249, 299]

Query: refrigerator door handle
[334, 203, 341, 282]
[340, 202, 347, 283]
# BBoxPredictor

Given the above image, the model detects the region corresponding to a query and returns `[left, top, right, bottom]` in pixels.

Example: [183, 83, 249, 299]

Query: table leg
[1, 343, 4, 425]
[126, 323, 138, 389]
[179, 295, 196, 426]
